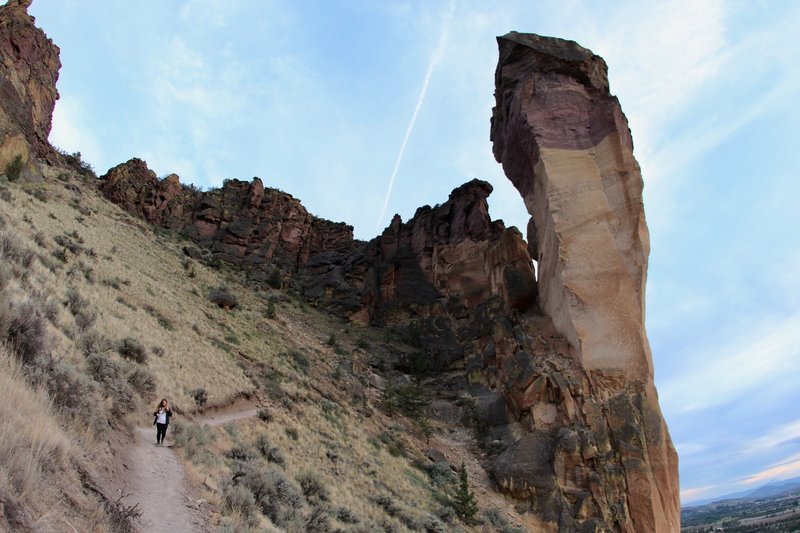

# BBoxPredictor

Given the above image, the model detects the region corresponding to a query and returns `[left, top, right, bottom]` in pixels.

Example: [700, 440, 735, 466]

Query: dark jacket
[153, 408, 172, 425]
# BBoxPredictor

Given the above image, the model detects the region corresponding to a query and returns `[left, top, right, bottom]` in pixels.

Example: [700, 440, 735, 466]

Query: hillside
[0, 1, 679, 532]
[0, 160, 529, 532]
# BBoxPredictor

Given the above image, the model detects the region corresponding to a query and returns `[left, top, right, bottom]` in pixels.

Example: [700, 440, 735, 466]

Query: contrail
[374, 0, 456, 234]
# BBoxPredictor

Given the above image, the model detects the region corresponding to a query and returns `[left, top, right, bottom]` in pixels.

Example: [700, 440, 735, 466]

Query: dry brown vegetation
[0, 169, 525, 532]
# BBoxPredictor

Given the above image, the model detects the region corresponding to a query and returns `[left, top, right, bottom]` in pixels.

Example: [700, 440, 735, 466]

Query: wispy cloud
[741, 452, 800, 486]
[375, 0, 456, 233]
[745, 419, 800, 455]
[681, 485, 718, 502]
[660, 309, 800, 413]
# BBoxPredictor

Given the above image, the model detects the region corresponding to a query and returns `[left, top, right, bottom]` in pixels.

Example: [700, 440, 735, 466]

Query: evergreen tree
[453, 462, 478, 524]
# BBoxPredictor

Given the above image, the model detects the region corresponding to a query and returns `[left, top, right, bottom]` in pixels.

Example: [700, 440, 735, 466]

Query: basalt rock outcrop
[99, 158, 358, 282]
[0, 0, 60, 172]
[490, 32, 679, 531]
[99, 160, 536, 335]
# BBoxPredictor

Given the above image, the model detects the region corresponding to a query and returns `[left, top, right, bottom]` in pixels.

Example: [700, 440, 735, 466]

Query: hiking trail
[120, 401, 260, 533]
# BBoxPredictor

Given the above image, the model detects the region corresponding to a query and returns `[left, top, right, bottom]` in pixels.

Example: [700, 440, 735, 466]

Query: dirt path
[122, 401, 260, 532]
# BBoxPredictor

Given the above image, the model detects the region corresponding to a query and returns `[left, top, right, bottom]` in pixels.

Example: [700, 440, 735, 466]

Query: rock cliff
[0, 0, 60, 172]
[491, 32, 679, 531]
[99, 158, 358, 284]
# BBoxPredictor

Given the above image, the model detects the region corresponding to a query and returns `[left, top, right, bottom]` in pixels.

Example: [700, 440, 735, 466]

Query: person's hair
[156, 398, 168, 409]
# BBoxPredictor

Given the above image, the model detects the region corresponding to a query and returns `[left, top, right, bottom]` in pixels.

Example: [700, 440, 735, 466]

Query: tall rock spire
[491, 32, 679, 531]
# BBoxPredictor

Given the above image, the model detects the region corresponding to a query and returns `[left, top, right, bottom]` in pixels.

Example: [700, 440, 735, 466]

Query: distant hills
[685, 476, 800, 507]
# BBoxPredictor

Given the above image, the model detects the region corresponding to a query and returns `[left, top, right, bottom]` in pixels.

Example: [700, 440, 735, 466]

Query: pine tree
[453, 462, 478, 524]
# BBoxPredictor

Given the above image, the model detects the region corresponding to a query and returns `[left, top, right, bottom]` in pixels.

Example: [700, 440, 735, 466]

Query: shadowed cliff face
[491, 32, 679, 532]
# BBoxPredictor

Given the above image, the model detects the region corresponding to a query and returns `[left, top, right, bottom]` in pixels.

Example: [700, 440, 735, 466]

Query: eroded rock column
[491, 32, 679, 532]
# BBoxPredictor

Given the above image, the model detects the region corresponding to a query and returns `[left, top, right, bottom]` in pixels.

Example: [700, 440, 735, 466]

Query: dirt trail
[121, 401, 259, 533]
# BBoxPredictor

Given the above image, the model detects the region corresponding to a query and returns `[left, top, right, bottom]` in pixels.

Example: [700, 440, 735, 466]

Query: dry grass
[1, 170, 526, 532]
[0, 344, 107, 532]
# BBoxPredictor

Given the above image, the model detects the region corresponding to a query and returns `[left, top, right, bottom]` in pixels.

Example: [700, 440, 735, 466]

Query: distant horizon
[29, 0, 800, 505]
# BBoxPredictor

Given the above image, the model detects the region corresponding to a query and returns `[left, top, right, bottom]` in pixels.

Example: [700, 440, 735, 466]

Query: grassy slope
[0, 166, 525, 532]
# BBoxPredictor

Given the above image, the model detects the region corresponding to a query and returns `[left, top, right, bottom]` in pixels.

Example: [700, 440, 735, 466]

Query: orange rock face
[0, 0, 60, 163]
[491, 32, 679, 531]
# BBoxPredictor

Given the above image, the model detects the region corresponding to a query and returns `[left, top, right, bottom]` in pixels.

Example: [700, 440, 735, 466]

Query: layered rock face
[100, 158, 358, 282]
[99, 161, 536, 334]
[491, 32, 679, 531]
[0, 0, 60, 169]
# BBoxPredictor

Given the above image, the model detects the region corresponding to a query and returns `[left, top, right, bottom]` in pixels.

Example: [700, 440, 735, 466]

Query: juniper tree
[453, 462, 478, 524]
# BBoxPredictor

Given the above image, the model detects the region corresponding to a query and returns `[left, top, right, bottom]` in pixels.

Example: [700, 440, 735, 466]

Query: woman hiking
[153, 398, 172, 446]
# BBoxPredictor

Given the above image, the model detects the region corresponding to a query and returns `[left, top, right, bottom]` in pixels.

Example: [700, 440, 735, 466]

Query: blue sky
[29, 0, 800, 504]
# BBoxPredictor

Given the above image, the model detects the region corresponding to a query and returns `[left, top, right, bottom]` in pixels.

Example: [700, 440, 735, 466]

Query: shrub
[282, 349, 309, 372]
[117, 337, 147, 364]
[172, 422, 215, 460]
[304, 505, 331, 533]
[377, 431, 406, 458]
[221, 484, 258, 526]
[57, 149, 95, 178]
[232, 462, 302, 527]
[426, 461, 456, 487]
[189, 387, 208, 407]
[0, 231, 34, 268]
[78, 330, 113, 357]
[26, 356, 105, 430]
[256, 408, 272, 422]
[226, 444, 255, 462]
[265, 300, 276, 318]
[127, 367, 156, 397]
[85, 353, 136, 416]
[208, 287, 238, 309]
[336, 506, 360, 524]
[422, 514, 448, 533]
[254, 434, 285, 466]
[375, 494, 400, 517]
[86, 352, 124, 386]
[4, 154, 23, 181]
[4, 299, 48, 365]
[151, 346, 165, 358]
[74, 308, 97, 332]
[65, 287, 88, 315]
[296, 470, 329, 503]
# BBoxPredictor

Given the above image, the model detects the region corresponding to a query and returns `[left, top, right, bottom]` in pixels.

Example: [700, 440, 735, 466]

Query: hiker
[153, 398, 172, 446]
